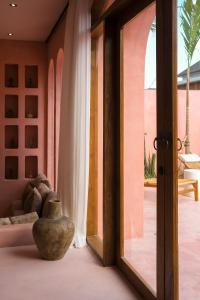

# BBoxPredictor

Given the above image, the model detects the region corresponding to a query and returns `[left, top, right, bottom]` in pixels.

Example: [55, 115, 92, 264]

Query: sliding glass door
[115, 1, 178, 299]
[120, 3, 157, 295]
[89, 0, 179, 299]
[177, 1, 200, 299]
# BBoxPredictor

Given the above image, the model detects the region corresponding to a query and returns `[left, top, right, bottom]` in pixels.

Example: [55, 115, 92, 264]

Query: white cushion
[179, 154, 200, 162]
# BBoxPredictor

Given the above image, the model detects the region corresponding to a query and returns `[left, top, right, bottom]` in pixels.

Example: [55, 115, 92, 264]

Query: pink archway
[47, 59, 55, 187]
[55, 49, 64, 188]
[123, 5, 155, 239]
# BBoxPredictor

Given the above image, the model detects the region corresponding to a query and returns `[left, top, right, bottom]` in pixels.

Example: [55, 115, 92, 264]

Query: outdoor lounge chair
[179, 153, 200, 169]
[144, 154, 200, 201]
[144, 178, 198, 201]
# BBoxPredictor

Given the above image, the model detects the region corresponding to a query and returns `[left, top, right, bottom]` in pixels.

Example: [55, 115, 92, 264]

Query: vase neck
[47, 200, 62, 219]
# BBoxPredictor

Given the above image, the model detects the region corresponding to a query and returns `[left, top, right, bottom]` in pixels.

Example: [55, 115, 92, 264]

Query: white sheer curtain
[57, 0, 92, 248]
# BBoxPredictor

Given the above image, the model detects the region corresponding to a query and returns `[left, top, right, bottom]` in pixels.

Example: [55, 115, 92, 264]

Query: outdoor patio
[125, 188, 200, 299]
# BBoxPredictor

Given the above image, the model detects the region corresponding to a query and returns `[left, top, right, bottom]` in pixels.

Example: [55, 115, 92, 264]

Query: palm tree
[181, 0, 200, 153]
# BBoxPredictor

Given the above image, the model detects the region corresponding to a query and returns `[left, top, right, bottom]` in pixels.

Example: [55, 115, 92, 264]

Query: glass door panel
[178, 1, 200, 299]
[121, 3, 157, 293]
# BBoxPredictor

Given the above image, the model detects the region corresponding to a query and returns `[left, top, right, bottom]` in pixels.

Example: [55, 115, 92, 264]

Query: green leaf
[181, 0, 200, 62]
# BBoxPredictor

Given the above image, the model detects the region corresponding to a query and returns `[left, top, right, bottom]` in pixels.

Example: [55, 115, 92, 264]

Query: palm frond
[181, 0, 200, 153]
[181, 0, 200, 63]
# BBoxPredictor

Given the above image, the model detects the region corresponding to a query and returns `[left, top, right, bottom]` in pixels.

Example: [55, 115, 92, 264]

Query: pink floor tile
[124, 188, 200, 299]
[0, 245, 141, 300]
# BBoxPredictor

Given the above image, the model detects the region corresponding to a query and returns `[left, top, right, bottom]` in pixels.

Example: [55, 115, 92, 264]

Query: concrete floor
[125, 188, 200, 299]
[1, 189, 199, 300]
[0, 245, 142, 300]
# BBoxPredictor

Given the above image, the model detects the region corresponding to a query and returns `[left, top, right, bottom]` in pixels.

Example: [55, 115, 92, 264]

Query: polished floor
[0, 244, 142, 300]
[125, 188, 200, 299]
[1, 190, 199, 300]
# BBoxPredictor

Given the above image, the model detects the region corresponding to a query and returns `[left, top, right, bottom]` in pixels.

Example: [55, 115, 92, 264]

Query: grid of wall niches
[4, 64, 39, 180]
[5, 64, 38, 88]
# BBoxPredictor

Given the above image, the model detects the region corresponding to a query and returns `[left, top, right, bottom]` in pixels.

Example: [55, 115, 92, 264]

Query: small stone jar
[33, 200, 74, 260]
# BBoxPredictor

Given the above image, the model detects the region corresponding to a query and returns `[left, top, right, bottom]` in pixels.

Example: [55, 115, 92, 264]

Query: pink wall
[0, 15, 66, 216]
[47, 60, 55, 187]
[123, 5, 155, 239]
[47, 16, 65, 190]
[0, 39, 47, 217]
[0, 223, 34, 248]
[47, 17, 65, 63]
[144, 89, 157, 155]
[55, 49, 64, 189]
[144, 89, 200, 155]
[96, 5, 156, 240]
[178, 90, 200, 153]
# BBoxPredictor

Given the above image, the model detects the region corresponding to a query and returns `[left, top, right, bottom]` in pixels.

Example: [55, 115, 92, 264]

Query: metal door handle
[177, 138, 182, 151]
[153, 137, 158, 150]
[153, 137, 170, 150]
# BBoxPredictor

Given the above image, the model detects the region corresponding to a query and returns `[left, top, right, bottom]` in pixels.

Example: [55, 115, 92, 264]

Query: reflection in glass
[121, 4, 157, 293]
[178, 1, 200, 299]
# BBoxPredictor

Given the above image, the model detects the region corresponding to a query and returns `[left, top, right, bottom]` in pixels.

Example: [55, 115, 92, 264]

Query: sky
[145, 0, 200, 88]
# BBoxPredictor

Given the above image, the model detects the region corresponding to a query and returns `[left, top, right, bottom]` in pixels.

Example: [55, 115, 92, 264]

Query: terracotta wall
[96, 4, 156, 240]
[47, 16, 65, 63]
[0, 39, 47, 217]
[0, 11, 66, 216]
[55, 49, 64, 188]
[47, 59, 55, 187]
[144, 89, 200, 155]
[47, 15, 66, 189]
[123, 5, 155, 239]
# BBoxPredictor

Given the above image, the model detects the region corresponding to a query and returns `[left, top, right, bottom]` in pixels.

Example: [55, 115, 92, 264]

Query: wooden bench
[144, 178, 198, 201]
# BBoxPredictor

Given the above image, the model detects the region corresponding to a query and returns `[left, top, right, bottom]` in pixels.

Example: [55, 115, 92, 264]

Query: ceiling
[0, 0, 68, 42]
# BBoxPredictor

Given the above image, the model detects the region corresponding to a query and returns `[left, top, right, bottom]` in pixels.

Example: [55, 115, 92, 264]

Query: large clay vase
[32, 200, 74, 260]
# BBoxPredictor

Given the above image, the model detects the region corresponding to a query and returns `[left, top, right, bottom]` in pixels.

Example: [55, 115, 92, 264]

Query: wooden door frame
[156, 1, 178, 299]
[89, 0, 178, 299]
[87, 23, 104, 261]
